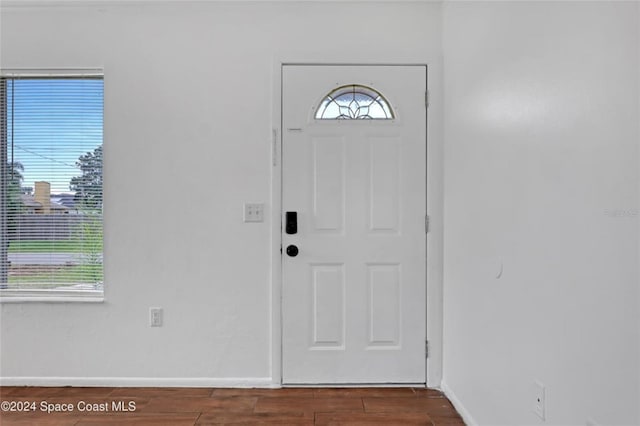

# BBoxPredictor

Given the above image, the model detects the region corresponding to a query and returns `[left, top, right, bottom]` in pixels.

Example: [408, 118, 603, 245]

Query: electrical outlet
[244, 203, 264, 223]
[149, 307, 163, 327]
[533, 381, 545, 420]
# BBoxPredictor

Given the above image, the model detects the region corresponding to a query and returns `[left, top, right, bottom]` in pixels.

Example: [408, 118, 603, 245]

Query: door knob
[286, 245, 299, 257]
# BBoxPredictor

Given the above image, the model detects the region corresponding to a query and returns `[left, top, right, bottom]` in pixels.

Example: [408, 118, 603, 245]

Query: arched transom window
[315, 85, 395, 120]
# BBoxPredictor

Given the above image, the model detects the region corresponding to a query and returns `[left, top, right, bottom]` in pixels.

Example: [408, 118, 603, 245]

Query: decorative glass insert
[315, 85, 394, 120]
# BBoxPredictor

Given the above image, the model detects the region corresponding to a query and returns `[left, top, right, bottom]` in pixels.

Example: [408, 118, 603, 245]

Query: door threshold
[281, 383, 426, 388]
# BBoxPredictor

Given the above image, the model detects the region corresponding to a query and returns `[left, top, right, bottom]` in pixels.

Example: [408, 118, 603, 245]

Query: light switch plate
[244, 203, 264, 223]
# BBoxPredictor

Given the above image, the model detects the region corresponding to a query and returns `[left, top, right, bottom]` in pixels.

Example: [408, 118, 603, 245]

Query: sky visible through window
[6, 78, 103, 194]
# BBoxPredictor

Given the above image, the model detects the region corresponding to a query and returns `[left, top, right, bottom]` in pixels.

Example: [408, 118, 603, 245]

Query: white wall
[442, 2, 640, 425]
[0, 1, 443, 386]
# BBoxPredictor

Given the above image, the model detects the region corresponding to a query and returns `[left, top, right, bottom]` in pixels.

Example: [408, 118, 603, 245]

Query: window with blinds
[0, 73, 104, 298]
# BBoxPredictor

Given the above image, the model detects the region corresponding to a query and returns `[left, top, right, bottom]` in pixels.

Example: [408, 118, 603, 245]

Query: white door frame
[270, 59, 443, 389]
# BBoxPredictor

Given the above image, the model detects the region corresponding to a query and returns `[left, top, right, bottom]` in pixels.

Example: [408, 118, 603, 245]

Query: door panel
[311, 263, 345, 347]
[368, 263, 401, 347]
[312, 137, 345, 232]
[369, 137, 401, 232]
[282, 65, 426, 384]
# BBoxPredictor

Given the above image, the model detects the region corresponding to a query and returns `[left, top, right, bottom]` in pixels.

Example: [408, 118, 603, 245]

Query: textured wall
[0, 0, 442, 386]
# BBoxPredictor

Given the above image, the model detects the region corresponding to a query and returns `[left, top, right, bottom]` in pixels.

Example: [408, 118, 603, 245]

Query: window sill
[0, 289, 104, 303]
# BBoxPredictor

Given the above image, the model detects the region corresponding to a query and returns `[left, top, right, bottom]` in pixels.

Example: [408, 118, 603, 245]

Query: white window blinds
[0, 74, 104, 296]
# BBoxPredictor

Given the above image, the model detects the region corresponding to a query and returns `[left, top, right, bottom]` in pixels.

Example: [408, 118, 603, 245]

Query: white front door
[282, 65, 427, 384]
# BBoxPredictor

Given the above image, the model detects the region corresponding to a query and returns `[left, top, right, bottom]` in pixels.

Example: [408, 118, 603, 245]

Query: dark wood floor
[0, 386, 465, 425]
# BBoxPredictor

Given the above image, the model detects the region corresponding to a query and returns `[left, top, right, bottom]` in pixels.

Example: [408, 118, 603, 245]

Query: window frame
[0, 69, 105, 303]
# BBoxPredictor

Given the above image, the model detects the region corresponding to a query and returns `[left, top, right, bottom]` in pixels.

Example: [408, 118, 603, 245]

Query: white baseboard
[441, 381, 477, 426]
[0, 377, 278, 388]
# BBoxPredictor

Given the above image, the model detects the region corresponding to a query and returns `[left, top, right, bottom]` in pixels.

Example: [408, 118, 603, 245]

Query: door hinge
[425, 214, 430, 234]
[425, 340, 429, 358]
[425, 90, 430, 109]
